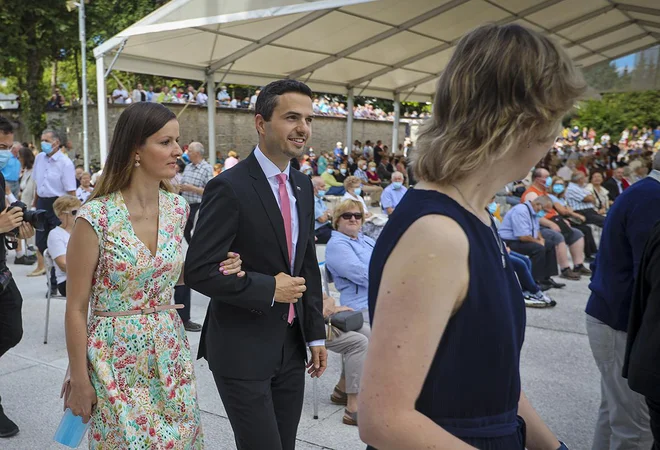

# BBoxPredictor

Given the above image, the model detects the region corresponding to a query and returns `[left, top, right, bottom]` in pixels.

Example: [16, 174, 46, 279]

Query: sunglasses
[340, 212, 363, 220]
[63, 210, 78, 216]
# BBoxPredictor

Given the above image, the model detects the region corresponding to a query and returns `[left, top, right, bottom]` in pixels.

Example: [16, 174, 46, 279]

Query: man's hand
[307, 346, 327, 378]
[0, 207, 23, 234]
[577, 214, 586, 222]
[17, 223, 35, 240]
[274, 273, 306, 303]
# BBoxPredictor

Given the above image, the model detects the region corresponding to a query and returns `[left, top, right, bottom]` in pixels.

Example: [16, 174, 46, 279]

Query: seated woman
[47, 195, 81, 296]
[549, 176, 598, 261]
[323, 294, 369, 426]
[587, 171, 610, 215]
[342, 176, 372, 219]
[365, 161, 382, 188]
[75, 171, 94, 203]
[325, 199, 374, 317]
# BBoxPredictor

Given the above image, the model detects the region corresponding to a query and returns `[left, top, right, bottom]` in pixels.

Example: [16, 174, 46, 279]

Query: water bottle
[53, 409, 90, 448]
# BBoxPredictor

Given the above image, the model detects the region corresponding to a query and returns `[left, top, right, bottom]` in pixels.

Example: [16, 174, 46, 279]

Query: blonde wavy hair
[412, 24, 587, 184]
[332, 199, 365, 229]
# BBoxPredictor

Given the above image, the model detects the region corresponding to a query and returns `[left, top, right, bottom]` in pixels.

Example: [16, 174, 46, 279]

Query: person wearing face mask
[335, 162, 349, 183]
[366, 161, 382, 188]
[321, 165, 346, 195]
[312, 177, 333, 244]
[46, 195, 81, 296]
[354, 158, 382, 206]
[499, 196, 564, 290]
[342, 176, 372, 219]
[380, 171, 408, 215]
[30, 129, 76, 286]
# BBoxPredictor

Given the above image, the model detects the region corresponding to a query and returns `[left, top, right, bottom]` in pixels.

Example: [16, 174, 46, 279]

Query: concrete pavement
[0, 250, 601, 449]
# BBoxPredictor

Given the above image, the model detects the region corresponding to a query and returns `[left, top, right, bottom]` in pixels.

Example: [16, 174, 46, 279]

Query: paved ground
[0, 246, 601, 450]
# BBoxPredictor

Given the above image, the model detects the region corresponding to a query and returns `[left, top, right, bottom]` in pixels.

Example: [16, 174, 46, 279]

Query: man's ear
[255, 114, 266, 137]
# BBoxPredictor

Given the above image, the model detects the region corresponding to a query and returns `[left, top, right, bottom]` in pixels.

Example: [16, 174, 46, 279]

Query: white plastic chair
[43, 249, 65, 344]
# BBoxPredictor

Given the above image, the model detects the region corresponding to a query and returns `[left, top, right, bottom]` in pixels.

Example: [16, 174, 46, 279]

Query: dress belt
[432, 408, 520, 439]
[93, 304, 183, 317]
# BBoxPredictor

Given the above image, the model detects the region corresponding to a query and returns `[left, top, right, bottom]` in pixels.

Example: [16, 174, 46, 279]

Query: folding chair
[43, 249, 65, 344]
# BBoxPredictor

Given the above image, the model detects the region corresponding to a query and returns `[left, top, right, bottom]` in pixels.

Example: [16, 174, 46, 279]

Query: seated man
[566, 172, 606, 227]
[380, 171, 407, 215]
[499, 196, 564, 290]
[323, 294, 369, 427]
[321, 167, 346, 196]
[377, 156, 393, 185]
[312, 177, 333, 244]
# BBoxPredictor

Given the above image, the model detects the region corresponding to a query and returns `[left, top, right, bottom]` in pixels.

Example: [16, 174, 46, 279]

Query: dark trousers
[509, 252, 539, 293]
[314, 223, 332, 244]
[573, 223, 598, 257]
[505, 240, 558, 281]
[326, 186, 345, 196]
[213, 323, 306, 450]
[57, 281, 67, 297]
[175, 203, 200, 323]
[648, 398, 660, 450]
[36, 196, 61, 288]
[579, 208, 606, 228]
[0, 279, 23, 359]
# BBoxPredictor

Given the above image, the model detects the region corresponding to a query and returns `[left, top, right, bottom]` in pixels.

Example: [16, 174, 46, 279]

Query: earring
[135, 159, 140, 167]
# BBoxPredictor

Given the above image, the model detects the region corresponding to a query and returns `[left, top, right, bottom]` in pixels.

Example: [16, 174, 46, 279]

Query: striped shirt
[180, 160, 213, 204]
[565, 182, 595, 211]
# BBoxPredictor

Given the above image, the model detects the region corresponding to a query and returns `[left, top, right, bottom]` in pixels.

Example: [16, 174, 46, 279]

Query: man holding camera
[0, 116, 36, 438]
[30, 129, 76, 290]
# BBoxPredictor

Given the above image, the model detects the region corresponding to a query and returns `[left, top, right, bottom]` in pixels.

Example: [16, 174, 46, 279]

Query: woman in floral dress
[64, 102, 243, 449]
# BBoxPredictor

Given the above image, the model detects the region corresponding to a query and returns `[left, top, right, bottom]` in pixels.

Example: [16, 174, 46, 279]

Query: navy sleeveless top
[368, 189, 526, 449]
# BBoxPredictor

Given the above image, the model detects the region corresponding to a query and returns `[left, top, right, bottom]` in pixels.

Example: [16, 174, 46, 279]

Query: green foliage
[572, 90, 660, 140]
[582, 61, 633, 93]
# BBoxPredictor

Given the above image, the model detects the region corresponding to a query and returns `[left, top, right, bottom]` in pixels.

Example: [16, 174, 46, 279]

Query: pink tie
[276, 173, 295, 324]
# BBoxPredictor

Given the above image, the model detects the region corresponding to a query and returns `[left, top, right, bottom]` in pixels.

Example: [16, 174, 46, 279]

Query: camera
[8, 201, 47, 235]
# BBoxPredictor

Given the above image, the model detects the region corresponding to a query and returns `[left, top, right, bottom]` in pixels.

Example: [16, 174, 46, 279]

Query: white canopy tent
[93, 0, 660, 165]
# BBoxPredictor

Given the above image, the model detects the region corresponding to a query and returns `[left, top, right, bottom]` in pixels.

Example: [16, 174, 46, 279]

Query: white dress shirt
[254, 146, 324, 347]
[33, 150, 76, 198]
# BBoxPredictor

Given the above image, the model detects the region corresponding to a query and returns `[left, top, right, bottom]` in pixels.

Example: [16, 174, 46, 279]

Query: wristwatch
[557, 441, 569, 450]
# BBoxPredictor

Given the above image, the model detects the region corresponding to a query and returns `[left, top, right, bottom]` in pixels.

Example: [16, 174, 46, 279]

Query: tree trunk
[51, 61, 58, 92]
[24, 19, 46, 142]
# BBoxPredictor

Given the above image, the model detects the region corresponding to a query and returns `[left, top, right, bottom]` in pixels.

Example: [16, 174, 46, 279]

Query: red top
[366, 170, 380, 182]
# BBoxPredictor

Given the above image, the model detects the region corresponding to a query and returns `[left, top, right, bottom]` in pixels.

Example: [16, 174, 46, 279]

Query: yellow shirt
[321, 171, 343, 187]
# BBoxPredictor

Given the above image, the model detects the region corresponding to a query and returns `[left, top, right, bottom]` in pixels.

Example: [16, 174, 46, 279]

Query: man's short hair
[0, 116, 13, 136]
[571, 172, 585, 183]
[188, 142, 205, 156]
[533, 168, 548, 180]
[311, 176, 324, 188]
[255, 80, 313, 121]
[391, 171, 404, 181]
[532, 195, 553, 208]
[41, 128, 65, 145]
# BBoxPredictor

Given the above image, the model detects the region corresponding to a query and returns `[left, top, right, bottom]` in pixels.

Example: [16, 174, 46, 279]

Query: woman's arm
[359, 215, 475, 450]
[518, 391, 561, 450]
[325, 240, 369, 288]
[64, 219, 99, 422]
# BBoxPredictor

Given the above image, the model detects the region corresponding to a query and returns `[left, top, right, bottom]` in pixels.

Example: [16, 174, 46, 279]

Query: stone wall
[7, 105, 406, 166]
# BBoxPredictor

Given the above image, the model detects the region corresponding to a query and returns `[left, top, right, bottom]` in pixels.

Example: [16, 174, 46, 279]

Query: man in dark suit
[185, 79, 327, 450]
[603, 166, 626, 202]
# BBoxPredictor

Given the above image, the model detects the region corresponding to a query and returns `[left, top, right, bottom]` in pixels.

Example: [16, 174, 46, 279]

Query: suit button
[281, 313, 288, 321]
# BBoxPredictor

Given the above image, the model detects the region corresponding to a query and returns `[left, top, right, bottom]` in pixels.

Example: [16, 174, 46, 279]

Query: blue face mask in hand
[392, 182, 403, 190]
[487, 202, 498, 214]
[552, 184, 565, 194]
[536, 210, 547, 219]
[41, 141, 53, 154]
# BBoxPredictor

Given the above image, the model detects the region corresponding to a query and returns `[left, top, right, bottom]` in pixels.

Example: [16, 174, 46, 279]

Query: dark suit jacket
[624, 220, 660, 402]
[603, 177, 623, 202]
[185, 151, 325, 380]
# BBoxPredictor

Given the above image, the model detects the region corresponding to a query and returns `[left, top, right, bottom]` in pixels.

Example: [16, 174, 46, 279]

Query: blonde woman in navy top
[359, 24, 587, 450]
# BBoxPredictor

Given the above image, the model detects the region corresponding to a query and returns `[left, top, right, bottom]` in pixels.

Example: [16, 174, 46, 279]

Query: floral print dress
[77, 190, 203, 449]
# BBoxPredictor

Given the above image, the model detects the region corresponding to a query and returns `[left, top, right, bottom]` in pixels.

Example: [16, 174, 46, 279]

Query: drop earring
[135, 159, 140, 167]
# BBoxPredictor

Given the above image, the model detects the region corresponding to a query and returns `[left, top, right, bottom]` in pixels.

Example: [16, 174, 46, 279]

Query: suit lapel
[248, 153, 290, 269]
[290, 171, 309, 276]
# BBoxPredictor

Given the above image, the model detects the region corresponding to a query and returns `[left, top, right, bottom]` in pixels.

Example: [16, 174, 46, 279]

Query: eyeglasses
[63, 210, 78, 216]
[340, 212, 363, 220]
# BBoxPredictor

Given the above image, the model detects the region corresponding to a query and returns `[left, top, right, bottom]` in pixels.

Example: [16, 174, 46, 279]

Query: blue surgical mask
[369, 167, 376, 172]
[340, 168, 347, 175]
[487, 202, 498, 214]
[392, 182, 403, 190]
[41, 141, 53, 154]
[552, 184, 565, 194]
[536, 210, 547, 219]
[354, 188, 362, 196]
[545, 177, 552, 188]
[327, 169, 334, 175]
[317, 190, 326, 197]
[0, 151, 11, 170]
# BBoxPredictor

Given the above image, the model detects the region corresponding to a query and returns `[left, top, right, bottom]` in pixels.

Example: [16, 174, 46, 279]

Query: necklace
[451, 183, 507, 269]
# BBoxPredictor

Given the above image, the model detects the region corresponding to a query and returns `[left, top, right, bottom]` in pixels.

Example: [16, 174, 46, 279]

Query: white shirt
[76, 186, 92, 203]
[342, 192, 368, 212]
[112, 89, 128, 104]
[253, 146, 324, 348]
[33, 150, 76, 198]
[196, 92, 208, 105]
[47, 226, 70, 284]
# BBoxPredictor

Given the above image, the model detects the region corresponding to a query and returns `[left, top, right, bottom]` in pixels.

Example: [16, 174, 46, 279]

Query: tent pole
[96, 56, 108, 166]
[346, 88, 354, 155]
[392, 93, 400, 156]
[206, 72, 216, 166]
